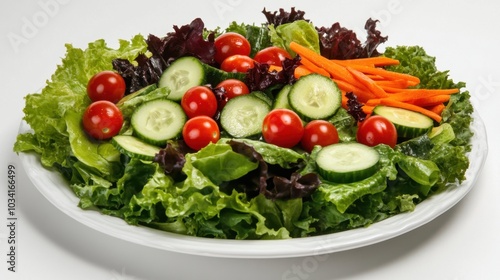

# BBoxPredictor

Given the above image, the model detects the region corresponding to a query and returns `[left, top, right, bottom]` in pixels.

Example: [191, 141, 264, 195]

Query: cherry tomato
[182, 116, 220, 151]
[82, 100, 124, 140]
[220, 55, 255, 73]
[181, 86, 218, 118]
[262, 109, 304, 148]
[300, 120, 340, 153]
[356, 115, 398, 148]
[253, 46, 292, 66]
[214, 32, 251, 65]
[87, 71, 126, 103]
[215, 79, 250, 100]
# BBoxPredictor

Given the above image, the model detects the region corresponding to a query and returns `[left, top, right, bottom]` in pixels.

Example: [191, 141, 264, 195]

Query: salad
[14, 8, 473, 240]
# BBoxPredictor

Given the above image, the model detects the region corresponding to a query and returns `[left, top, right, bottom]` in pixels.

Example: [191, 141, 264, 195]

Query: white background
[1, 0, 499, 279]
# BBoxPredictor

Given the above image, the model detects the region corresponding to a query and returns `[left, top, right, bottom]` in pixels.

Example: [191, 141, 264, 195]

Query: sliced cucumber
[202, 63, 246, 85]
[116, 84, 158, 107]
[220, 94, 271, 138]
[373, 105, 434, 138]
[251, 91, 273, 107]
[429, 123, 455, 145]
[131, 99, 186, 146]
[111, 135, 161, 160]
[158, 56, 205, 101]
[273, 84, 292, 110]
[316, 142, 380, 183]
[288, 74, 342, 120]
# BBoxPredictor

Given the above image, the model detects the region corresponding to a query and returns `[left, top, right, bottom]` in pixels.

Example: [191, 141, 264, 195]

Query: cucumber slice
[202, 63, 246, 85]
[251, 91, 273, 107]
[131, 99, 186, 146]
[111, 135, 161, 160]
[273, 84, 292, 110]
[288, 74, 342, 120]
[116, 84, 157, 107]
[158, 56, 205, 101]
[220, 94, 271, 138]
[373, 105, 434, 138]
[429, 123, 455, 145]
[316, 142, 379, 183]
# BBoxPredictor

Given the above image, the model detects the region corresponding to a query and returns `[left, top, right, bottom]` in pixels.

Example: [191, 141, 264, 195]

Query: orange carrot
[346, 66, 388, 98]
[268, 65, 282, 72]
[300, 57, 330, 77]
[374, 79, 410, 89]
[378, 99, 443, 122]
[334, 79, 376, 102]
[341, 92, 348, 109]
[294, 65, 312, 79]
[404, 95, 451, 107]
[362, 105, 375, 115]
[332, 56, 400, 67]
[289, 42, 358, 85]
[345, 64, 421, 86]
[427, 103, 446, 116]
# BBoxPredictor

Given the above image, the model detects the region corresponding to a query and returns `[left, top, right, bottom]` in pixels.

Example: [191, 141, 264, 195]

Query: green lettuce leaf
[269, 20, 320, 56]
[13, 35, 147, 168]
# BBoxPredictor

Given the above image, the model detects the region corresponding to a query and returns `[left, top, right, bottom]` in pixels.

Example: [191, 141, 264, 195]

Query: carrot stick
[427, 103, 446, 116]
[268, 65, 282, 72]
[402, 95, 451, 107]
[346, 66, 388, 98]
[374, 79, 410, 89]
[332, 57, 400, 67]
[378, 99, 443, 122]
[345, 64, 421, 86]
[300, 57, 330, 77]
[341, 92, 348, 109]
[294, 65, 312, 79]
[333, 79, 376, 102]
[289, 42, 357, 84]
[362, 105, 375, 115]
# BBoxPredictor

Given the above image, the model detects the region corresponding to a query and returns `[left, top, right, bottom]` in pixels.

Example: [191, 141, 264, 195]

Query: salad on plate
[14, 8, 474, 240]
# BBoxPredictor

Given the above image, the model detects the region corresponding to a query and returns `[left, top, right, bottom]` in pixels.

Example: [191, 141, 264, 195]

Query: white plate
[18, 112, 488, 258]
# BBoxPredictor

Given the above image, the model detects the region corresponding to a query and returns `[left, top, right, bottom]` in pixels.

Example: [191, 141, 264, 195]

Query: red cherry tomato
[300, 120, 340, 153]
[215, 79, 250, 100]
[253, 46, 292, 66]
[181, 86, 218, 118]
[87, 71, 126, 103]
[82, 100, 124, 140]
[182, 116, 220, 151]
[220, 55, 255, 73]
[356, 115, 398, 148]
[214, 32, 251, 65]
[262, 109, 304, 148]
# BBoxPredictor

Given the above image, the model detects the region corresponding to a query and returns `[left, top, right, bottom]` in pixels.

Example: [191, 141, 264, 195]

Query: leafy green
[269, 20, 320, 56]
[226, 22, 272, 57]
[14, 35, 147, 168]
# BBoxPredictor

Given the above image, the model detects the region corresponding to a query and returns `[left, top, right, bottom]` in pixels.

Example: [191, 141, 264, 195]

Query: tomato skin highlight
[301, 120, 339, 153]
[181, 86, 218, 118]
[82, 100, 124, 140]
[182, 116, 220, 151]
[356, 115, 398, 148]
[253, 46, 292, 66]
[214, 32, 251, 65]
[262, 109, 304, 148]
[87, 71, 126, 103]
[220, 55, 255, 73]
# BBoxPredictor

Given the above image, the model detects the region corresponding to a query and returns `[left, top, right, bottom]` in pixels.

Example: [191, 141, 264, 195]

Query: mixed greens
[14, 8, 473, 239]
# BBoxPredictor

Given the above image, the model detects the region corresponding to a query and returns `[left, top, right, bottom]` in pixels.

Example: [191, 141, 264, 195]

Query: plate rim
[17, 111, 488, 258]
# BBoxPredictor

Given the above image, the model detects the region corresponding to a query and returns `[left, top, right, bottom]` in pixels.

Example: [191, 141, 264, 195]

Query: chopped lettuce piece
[269, 20, 320, 56]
